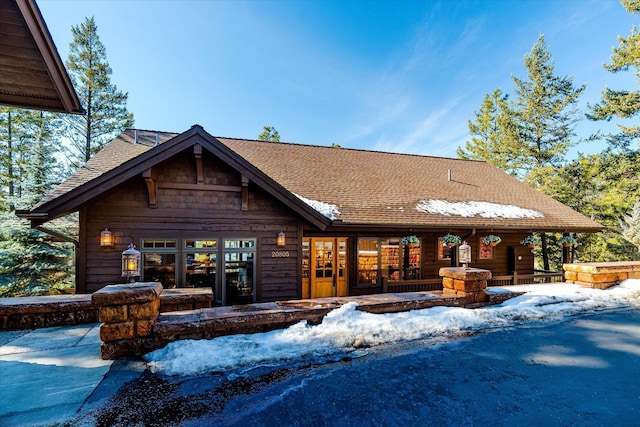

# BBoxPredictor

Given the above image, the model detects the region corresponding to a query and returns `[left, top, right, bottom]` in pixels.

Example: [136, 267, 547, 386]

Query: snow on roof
[415, 199, 544, 219]
[146, 280, 640, 376]
[294, 193, 341, 220]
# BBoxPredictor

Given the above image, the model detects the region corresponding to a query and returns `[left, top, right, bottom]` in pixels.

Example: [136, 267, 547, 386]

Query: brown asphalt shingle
[31, 128, 602, 232]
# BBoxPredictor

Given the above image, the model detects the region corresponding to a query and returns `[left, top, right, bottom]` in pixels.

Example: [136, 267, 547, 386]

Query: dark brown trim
[77, 207, 87, 293]
[158, 182, 242, 192]
[193, 144, 204, 184]
[27, 125, 331, 230]
[142, 168, 157, 208]
[10, 0, 83, 114]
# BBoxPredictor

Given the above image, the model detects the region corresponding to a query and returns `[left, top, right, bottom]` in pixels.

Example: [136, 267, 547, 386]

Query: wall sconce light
[121, 244, 141, 282]
[100, 228, 113, 247]
[276, 231, 286, 247]
[458, 241, 472, 269]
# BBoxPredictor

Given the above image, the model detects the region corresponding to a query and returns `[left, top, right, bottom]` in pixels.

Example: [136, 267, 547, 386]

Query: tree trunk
[85, 90, 91, 162]
[540, 233, 550, 271]
[7, 110, 13, 211]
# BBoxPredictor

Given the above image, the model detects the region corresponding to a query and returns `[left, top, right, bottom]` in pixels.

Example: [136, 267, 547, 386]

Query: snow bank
[415, 199, 544, 219]
[145, 280, 640, 376]
[294, 193, 340, 220]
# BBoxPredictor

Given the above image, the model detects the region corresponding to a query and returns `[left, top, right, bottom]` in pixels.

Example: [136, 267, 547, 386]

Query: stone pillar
[439, 267, 491, 304]
[92, 282, 163, 359]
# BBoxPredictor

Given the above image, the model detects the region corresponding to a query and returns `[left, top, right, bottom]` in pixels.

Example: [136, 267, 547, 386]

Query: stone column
[92, 282, 163, 359]
[439, 267, 491, 304]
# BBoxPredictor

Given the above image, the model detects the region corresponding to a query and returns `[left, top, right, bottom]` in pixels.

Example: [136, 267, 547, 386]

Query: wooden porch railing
[380, 272, 564, 294]
[487, 272, 564, 287]
[382, 278, 443, 293]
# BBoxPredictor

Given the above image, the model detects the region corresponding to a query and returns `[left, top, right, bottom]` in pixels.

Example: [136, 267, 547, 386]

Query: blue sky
[38, 0, 635, 158]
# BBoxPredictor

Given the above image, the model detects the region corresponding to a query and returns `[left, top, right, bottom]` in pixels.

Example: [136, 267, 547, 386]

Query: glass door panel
[143, 253, 176, 287]
[224, 251, 254, 305]
[185, 252, 216, 289]
[312, 239, 334, 298]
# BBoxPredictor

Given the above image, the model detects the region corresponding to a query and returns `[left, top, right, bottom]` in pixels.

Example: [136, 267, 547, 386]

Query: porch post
[439, 267, 491, 304]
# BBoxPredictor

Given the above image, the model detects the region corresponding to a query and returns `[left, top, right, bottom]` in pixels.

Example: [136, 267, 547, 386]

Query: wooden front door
[308, 238, 347, 298]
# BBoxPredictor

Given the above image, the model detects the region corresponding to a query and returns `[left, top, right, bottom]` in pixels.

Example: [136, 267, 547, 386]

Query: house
[16, 125, 602, 304]
[0, 0, 82, 114]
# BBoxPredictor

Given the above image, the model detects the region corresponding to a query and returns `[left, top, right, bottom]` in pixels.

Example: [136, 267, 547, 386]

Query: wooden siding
[78, 149, 303, 303]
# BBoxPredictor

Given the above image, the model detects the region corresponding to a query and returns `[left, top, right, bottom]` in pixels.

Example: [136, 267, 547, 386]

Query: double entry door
[303, 238, 348, 298]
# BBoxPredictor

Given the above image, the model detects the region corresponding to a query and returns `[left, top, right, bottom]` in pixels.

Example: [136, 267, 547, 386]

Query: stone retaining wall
[0, 287, 213, 331]
[91, 282, 520, 360]
[564, 261, 640, 289]
[0, 294, 98, 330]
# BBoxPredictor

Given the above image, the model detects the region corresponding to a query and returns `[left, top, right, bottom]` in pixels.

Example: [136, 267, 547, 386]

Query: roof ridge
[124, 128, 178, 136]
[123, 127, 486, 164]
[216, 135, 487, 164]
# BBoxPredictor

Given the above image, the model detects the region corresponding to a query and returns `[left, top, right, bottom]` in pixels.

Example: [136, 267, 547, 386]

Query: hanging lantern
[276, 231, 286, 247]
[100, 228, 113, 247]
[458, 241, 472, 268]
[121, 244, 141, 282]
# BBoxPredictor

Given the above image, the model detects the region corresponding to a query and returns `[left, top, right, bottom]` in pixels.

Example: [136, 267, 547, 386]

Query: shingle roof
[28, 127, 602, 232]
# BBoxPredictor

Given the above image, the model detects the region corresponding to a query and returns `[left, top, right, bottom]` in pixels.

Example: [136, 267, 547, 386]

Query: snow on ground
[415, 199, 544, 218]
[145, 280, 640, 376]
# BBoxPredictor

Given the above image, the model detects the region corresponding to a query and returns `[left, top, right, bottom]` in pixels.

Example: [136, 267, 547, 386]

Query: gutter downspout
[462, 228, 476, 240]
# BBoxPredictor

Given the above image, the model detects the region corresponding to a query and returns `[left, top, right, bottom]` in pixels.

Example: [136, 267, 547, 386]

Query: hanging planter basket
[559, 236, 577, 247]
[482, 235, 501, 247]
[442, 233, 462, 247]
[401, 235, 420, 249]
[520, 235, 540, 248]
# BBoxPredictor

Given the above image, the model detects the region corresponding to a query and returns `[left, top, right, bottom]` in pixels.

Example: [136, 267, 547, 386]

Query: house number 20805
[271, 250, 290, 258]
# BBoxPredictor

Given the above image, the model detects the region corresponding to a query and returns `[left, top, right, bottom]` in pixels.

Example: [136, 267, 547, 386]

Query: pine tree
[510, 34, 586, 270]
[511, 35, 586, 181]
[0, 212, 75, 297]
[588, 0, 640, 150]
[457, 88, 519, 174]
[64, 16, 133, 168]
[0, 111, 75, 297]
[620, 200, 640, 252]
[258, 126, 280, 142]
[0, 108, 60, 211]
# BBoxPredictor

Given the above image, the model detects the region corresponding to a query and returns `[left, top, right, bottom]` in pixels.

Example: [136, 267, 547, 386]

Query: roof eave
[10, 0, 83, 114]
[25, 126, 332, 230]
[327, 221, 603, 233]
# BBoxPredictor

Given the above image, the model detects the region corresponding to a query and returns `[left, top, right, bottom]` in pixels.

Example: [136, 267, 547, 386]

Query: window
[302, 240, 310, 279]
[140, 238, 256, 306]
[381, 239, 400, 281]
[479, 241, 493, 259]
[358, 239, 378, 285]
[315, 240, 333, 278]
[185, 240, 217, 288]
[141, 239, 178, 287]
[438, 238, 453, 261]
[223, 239, 256, 305]
[358, 237, 422, 285]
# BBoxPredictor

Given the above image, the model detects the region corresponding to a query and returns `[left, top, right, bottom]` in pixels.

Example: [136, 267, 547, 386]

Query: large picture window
[140, 237, 255, 305]
[359, 237, 421, 285]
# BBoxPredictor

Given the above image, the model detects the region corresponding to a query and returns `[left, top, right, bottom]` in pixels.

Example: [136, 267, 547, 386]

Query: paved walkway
[0, 324, 139, 426]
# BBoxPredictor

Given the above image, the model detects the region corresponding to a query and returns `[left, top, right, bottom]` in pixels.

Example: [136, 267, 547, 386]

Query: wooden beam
[194, 143, 203, 185]
[142, 168, 157, 208]
[158, 182, 242, 192]
[241, 175, 249, 211]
